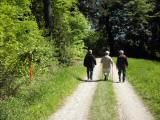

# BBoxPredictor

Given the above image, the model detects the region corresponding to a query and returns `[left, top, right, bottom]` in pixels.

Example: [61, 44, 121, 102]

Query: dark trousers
[87, 67, 93, 80]
[118, 68, 126, 82]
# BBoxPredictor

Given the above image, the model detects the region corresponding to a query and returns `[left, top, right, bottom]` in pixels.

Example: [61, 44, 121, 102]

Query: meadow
[127, 58, 160, 120]
[0, 63, 85, 120]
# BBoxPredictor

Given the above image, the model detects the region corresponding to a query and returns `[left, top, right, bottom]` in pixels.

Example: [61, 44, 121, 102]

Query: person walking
[83, 50, 96, 80]
[101, 51, 113, 80]
[116, 50, 128, 82]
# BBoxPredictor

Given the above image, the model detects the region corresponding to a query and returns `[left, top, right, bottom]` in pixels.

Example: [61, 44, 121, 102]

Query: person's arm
[92, 55, 96, 65]
[101, 57, 104, 63]
[111, 58, 114, 70]
[83, 55, 87, 67]
[110, 57, 113, 65]
[94, 57, 96, 65]
[125, 56, 128, 67]
[116, 58, 118, 67]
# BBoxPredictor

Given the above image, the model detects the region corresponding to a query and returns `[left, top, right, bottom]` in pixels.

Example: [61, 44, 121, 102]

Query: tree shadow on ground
[79, 79, 106, 82]
[103, 80, 121, 83]
[113, 81, 122, 83]
[74, 75, 121, 83]
[75, 76, 117, 83]
[75, 77, 105, 82]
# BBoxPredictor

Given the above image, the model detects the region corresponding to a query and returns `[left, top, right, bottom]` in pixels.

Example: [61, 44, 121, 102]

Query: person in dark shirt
[83, 50, 96, 80]
[116, 50, 128, 82]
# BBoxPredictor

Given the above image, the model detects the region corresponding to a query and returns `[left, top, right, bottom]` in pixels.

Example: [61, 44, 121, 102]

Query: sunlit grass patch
[0, 63, 85, 120]
[89, 79, 117, 120]
[127, 58, 160, 120]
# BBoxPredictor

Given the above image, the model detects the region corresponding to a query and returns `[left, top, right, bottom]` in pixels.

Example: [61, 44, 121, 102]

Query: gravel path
[112, 64, 154, 120]
[48, 59, 154, 120]
[48, 59, 101, 120]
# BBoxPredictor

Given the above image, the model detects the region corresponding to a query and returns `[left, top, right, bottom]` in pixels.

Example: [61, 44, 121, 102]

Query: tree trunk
[105, 16, 115, 55]
[43, 0, 54, 35]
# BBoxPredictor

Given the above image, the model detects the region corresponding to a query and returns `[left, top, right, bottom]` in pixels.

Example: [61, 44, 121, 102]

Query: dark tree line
[31, 0, 54, 36]
[78, 0, 160, 60]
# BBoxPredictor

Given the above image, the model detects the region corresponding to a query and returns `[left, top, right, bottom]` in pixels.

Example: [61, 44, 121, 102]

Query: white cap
[89, 50, 92, 54]
[119, 50, 124, 54]
[105, 51, 110, 55]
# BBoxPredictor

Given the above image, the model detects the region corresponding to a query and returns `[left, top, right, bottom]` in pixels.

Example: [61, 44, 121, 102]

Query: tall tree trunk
[105, 16, 115, 55]
[43, 0, 54, 35]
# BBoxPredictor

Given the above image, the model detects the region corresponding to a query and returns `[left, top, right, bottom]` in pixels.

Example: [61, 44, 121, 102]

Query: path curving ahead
[112, 64, 154, 120]
[48, 59, 101, 120]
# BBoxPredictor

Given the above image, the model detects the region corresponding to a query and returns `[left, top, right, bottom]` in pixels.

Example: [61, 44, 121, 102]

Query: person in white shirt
[101, 51, 113, 80]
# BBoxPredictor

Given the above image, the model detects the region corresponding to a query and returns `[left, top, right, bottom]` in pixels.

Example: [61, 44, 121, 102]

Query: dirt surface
[48, 59, 101, 120]
[48, 59, 154, 120]
[112, 64, 154, 120]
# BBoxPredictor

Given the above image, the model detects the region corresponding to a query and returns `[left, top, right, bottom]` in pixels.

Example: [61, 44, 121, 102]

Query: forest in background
[78, 0, 160, 58]
[0, 0, 160, 99]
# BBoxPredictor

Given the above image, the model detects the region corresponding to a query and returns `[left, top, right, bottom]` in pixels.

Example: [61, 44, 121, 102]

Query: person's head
[88, 49, 92, 54]
[105, 51, 110, 55]
[119, 50, 124, 55]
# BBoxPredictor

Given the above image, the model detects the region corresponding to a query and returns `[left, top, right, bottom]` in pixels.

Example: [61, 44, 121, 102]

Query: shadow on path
[75, 76, 120, 83]
[75, 77, 104, 82]
[79, 80, 105, 82]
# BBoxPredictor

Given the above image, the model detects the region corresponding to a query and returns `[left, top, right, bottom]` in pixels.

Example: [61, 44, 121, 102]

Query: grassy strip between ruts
[0, 63, 85, 120]
[126, 58, 160, 120]
[89, 73, 117, 120]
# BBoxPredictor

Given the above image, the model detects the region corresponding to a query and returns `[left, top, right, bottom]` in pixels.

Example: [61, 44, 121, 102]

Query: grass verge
[127, 58, 160, 120]
[89, 79, 117, 120]
[0, 63, 85, 120]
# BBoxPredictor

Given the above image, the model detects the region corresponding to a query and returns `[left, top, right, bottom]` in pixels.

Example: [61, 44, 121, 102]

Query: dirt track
[48, 59, 101, 120]
[112, 64, 154, 120]
[48, 59, 154, 120]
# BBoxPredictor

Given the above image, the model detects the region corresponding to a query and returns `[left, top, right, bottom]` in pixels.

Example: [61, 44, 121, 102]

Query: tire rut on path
[48, 59, 101, 120]
[112, 64, 154, 120]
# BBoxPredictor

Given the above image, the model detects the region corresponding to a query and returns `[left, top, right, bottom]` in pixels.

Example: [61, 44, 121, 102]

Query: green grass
[0, 63, 85, 120]
[89, 79, 117, 120]
[127, 58, 160, 120]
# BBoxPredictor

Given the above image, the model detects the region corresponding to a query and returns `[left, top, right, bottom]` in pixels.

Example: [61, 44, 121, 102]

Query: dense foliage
[31, 0, 92, 63]
[0, 0, 93, 98]
[0, 0, 53, 98]
[78, 0, 160, 59]
[0, 0, 93, 119]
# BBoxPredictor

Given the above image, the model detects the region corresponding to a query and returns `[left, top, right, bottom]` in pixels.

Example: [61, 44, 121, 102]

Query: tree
[78, 0, 160, 59]
[0, 0, 53, 97]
